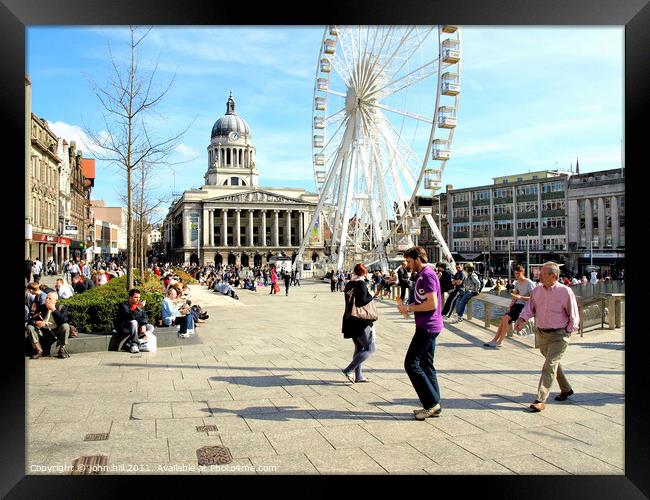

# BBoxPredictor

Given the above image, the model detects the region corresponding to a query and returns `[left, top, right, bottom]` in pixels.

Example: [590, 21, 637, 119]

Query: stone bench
[62, 326, 202, 354]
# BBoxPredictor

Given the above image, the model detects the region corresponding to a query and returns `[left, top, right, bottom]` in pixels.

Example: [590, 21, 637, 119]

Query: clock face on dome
[229, 132, 239, 141]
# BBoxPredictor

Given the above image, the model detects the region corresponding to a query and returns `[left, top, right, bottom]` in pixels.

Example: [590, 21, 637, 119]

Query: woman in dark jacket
[341, 263, 376, 383]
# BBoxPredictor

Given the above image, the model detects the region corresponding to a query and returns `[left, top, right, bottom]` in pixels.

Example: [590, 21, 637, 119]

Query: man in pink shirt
[514, 261, 580, 412]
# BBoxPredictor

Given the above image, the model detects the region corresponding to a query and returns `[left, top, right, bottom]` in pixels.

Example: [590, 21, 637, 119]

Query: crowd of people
[340, 246, 583, 418]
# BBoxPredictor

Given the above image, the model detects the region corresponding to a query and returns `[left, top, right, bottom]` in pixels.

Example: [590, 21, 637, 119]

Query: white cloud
[175, 143, 198, 157]
[46, 121, 105, 157]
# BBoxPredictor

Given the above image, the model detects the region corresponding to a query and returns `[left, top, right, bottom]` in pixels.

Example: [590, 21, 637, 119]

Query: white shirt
[32, 260, 42, 273]
[57, 284, 74, 299]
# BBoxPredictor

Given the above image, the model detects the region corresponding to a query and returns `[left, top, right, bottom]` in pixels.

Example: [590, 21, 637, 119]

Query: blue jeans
[455, 290, 477, 317]
[343, 325, 376, 381]
[404, 327, 440, 409]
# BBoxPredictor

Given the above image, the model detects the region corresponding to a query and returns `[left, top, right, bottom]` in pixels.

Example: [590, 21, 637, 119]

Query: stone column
[285, 210, 292, 246]
[298, 210, 304, 245]
[248, 209, 254, 246]
[209, 210, 215, 246]
[611, 195, 619, 248]
[202, 207, 209, 249]
[568, 199, 579, 246]
[222, 209, 228, 247]
[235, 209, 241, 247]
[597, 197, 606, 249]
[585, 198, 593, 248]
[261, 210, 267, 247]
[183, 210, 191, 248]
[273, 210, 280, 247]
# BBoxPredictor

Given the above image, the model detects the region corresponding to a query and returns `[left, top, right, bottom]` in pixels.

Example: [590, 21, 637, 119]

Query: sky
[27, 26, 624, 222]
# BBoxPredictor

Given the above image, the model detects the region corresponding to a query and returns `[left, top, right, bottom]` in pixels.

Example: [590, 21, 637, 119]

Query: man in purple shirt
[515, 261, 580, 412]
[397, 246, 444, 420]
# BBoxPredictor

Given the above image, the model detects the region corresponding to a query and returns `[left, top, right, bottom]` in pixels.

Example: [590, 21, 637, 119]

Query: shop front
[30, 233, 70, 271]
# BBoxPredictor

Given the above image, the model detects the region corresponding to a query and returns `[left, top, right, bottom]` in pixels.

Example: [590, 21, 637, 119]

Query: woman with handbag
[341, 263, 377, 384]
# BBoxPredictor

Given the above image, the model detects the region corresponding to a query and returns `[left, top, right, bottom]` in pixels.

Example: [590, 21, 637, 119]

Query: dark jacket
[341, 279, 374, 338]
[439, 268, 454, 293]
[115, 301, 150, 331]
[28, 303, 69, 328]
[397, 266, 409, 286]
[73, 280, 87, 294]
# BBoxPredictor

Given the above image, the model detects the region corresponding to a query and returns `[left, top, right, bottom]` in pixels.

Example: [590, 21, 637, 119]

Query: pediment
[205, 189, 304, 205]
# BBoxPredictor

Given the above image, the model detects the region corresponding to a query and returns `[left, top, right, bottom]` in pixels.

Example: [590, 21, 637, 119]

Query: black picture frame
[2, 0, 647, 497]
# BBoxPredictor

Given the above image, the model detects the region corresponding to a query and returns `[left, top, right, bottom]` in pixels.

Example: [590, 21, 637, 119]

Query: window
[230, 177, 240, 186]
[453, 192, 469, 203]
[494, 187, 512, 199]
[516, 218, 538, 230]
[453, 207, 469, 218]
[541, 181, 564, 193]
[516, 184, 538, 196]
[542, 199, 565, 211]
[472, 190, 490, 201]
[472, 205, 490, 217]
[517, 201, 538, 213]
[494, 220, 513, 231]
[542, 217, 565, 228]
[493, 204, 512, 215]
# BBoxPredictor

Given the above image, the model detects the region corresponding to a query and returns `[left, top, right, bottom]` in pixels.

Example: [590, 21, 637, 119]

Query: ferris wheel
[296, 26, 461, 273]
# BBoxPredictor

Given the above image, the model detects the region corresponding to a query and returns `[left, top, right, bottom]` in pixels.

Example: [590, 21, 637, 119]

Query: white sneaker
[178, 332, 190, 338]
[186, 329, 195, 335]
[129, 345, 140, 353]
[139, 344, 150, 352]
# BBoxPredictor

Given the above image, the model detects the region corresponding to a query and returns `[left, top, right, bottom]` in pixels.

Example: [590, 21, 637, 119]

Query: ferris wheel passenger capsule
[329, 26, 339, 36]
[442, 39, 461, 63]
[317, 78, 329, 91]
[320, 58, 331, 73]
[442, 25, 458, 33]
[424, 169, 443, 190]
[314, 154, 326, 166]
[442, 72, 461, 96]
[313, 116, 325, 129]
[324, 39, 336, 54]
[313, 135, 324, 148]
[432, 139, 451, 160]
[314, 96, 326, 111]
[438, 106, 457, 129]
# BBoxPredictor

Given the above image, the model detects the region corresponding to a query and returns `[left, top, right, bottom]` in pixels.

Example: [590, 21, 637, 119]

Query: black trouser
[331, 279, 336, 292]
[399, 283, 408, 302]
[442, 288, 463, 317]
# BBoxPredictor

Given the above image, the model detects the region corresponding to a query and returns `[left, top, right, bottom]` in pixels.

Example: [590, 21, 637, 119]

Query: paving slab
[25, 280, 625, 475]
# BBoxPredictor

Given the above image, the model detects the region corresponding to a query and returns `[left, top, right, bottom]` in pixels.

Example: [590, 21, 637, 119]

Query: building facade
[415, 193, 449, 264]
[29, 113, 70, 266]
[90, 201, 128, 258]
[69, 142, 94, 262]
[447, 170, 571, 276]
[566, 169, 625, 278]
[445, 168, 624, 278]
[162, 94, 325, 273]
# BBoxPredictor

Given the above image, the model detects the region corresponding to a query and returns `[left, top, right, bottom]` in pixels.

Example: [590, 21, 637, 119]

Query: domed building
[162, 93, 326, 274]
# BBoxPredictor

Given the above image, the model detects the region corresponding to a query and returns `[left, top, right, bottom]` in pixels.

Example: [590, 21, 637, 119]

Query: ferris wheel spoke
[374, 59, 439, 99]
[388, 27, 436, 79]
[369, 102, 433, 124]
[373, 27, 417, 83]
[321, 89, 347, 98]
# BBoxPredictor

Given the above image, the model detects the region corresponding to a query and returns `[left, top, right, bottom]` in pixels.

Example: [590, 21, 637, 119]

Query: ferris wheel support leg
[423, 213, 455, 268]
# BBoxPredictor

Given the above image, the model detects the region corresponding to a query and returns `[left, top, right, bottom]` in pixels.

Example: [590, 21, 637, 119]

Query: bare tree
[84, 26, 190, 290]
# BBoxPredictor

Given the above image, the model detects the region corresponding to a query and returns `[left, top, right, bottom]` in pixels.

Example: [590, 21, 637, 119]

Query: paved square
[26, 281, 624, 475]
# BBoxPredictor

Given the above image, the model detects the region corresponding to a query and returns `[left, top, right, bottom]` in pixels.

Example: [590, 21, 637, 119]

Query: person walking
[270, 266, 278, 295]
[330, 271, 337, 292]
[397, 261, 410, 303]
[484, 264, 535, 347]
[341, 263, 376, 384]
[32, 258, 43, 284]
[294, 270, 301, 287]
[283, 269, 291, 296]
[514, 261, 580, 412]
[396, 246, 444, 420]
[25, 259, 33, 285]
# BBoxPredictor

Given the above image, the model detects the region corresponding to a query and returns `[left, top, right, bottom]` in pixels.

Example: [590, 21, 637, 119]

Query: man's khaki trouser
[535, 328, 572, 402]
